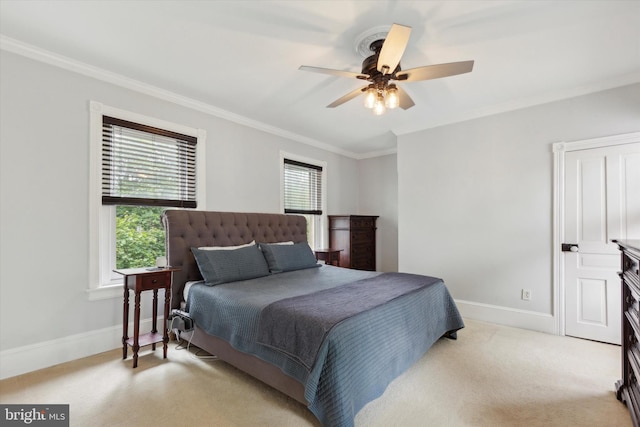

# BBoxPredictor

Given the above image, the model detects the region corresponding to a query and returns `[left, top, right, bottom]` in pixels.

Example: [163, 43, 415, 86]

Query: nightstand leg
[163, 285, 170, 359]
[133, 290, 141, 368]
[151, 289, 158, 351]
[122, 285, 129, 359]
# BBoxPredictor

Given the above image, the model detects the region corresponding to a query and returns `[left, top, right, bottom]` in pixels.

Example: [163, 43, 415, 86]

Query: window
[89, 102, 206, 299]
[281, 154, 326, 249]
[102, 116, 197, 269]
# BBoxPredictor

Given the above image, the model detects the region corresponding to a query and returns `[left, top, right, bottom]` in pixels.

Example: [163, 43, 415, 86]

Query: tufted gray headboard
[162, 210, 308, 309]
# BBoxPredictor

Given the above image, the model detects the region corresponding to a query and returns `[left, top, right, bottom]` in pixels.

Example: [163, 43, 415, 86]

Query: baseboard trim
[0, 318, 157, 380]
[1, 302, 557, 380]
[455, 299, 556, 334]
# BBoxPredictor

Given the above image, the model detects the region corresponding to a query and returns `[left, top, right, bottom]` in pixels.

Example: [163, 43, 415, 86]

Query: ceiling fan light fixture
[363, 86, 377, 109]
[373, 94, 386, 116]
[385, 84, 399, 109]
[300, 23, 473, 113]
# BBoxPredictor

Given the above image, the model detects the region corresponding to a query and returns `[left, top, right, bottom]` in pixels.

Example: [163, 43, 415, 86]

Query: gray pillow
[260, 242, 320, 273]
[191, 244, 270, 286]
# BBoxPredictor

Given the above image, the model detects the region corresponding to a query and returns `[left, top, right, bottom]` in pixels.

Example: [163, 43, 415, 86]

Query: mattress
[185, 265, 464, 427]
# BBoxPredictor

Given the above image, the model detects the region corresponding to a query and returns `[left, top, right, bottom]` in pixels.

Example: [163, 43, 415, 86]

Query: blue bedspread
[257, 272, 443, 370]
[186, 265, 464, 427]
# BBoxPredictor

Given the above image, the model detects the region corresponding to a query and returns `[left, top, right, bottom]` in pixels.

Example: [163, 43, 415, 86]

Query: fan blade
[396, 86, 415, 110]
[299, 65, 368, 80]
[327, 87, 367, 108]
[377, 24, 412, 75]
[395, 60, 474, 82]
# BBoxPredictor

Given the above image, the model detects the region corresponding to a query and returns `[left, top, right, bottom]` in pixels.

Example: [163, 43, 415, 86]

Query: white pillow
[198, 240, 256, 250]
[258, 241, 294, 251]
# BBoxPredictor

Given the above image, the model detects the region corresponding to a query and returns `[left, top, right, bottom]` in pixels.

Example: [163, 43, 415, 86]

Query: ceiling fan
[299, 23, 474, 115]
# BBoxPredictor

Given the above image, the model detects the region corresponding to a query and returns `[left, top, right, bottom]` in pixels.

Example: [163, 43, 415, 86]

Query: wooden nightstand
[314, 248, 343, 267]
[114, 267, 180, 368]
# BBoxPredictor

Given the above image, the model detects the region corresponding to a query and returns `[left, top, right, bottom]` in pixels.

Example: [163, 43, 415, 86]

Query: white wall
[358, 154, 398, 272]
[0, 50, 361, 378]
[398, 83, 640, 332]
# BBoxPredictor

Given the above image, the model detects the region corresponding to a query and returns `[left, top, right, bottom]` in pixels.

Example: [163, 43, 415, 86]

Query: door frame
[552, 131, 640, 337]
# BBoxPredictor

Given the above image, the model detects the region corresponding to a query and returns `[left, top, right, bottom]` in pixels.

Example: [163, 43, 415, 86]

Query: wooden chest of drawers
[328, 215, 378, 271]
[615, 239, 640, 427]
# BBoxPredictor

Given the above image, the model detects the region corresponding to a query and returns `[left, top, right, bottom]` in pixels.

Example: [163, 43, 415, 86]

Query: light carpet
[0, 319, 631, 426]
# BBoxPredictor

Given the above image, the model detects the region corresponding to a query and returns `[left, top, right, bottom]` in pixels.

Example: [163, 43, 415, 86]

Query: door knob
[561, 243, 579, 252]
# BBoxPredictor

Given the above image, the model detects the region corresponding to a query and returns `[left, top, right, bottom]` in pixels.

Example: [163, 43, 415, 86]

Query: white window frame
[280, 151, 327, 249]
[88, 101, 206, 300]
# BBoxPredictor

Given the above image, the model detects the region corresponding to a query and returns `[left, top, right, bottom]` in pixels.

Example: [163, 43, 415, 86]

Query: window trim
[88, 101, 207, 300]
[280, 151, 327, 249]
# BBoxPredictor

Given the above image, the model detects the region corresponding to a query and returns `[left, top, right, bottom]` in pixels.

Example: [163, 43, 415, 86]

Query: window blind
[283, 158, 323, 215]
[102, 116, 197, 208]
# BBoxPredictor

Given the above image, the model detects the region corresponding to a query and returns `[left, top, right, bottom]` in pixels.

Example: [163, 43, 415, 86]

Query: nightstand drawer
[139, 272, 170, 291]
[125, 271, 171, 292]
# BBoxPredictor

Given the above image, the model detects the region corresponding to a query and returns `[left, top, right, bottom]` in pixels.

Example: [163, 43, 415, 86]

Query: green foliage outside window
[302, 214, 315, 248]
[116, 206, 165, 269]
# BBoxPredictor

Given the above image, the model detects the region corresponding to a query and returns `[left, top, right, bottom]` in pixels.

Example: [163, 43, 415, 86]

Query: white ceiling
[1, 1, 639, 157]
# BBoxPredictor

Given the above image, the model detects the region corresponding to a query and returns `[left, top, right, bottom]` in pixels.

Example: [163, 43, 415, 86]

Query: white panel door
[564, 142, 640, 344]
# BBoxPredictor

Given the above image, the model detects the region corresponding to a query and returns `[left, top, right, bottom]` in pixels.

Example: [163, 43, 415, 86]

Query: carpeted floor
[0, 319, 632, 426]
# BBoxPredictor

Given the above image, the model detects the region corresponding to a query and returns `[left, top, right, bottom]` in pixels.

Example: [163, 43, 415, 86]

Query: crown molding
[9, 33, 633, 160]
[0, 35, 365, 159]
[393, 71, 640, 136]
[355, 147, 398, 159]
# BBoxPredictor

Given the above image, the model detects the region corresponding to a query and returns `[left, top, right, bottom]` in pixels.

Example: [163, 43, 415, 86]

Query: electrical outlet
[522, 289, 532, 301]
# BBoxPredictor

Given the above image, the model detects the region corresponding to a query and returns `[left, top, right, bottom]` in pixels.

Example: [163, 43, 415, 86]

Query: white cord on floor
[173, 329, 218, 361]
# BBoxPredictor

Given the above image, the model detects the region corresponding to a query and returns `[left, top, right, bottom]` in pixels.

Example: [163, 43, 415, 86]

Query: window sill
[87, 285, 123, 301]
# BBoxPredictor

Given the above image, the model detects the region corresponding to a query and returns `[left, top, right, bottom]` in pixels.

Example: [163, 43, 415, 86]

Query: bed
[162, 210, 464, 427]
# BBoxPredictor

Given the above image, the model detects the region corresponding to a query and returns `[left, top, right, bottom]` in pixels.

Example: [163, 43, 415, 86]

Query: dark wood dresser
[328, 215, 378, 271]
[615, 239, 640, 427]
